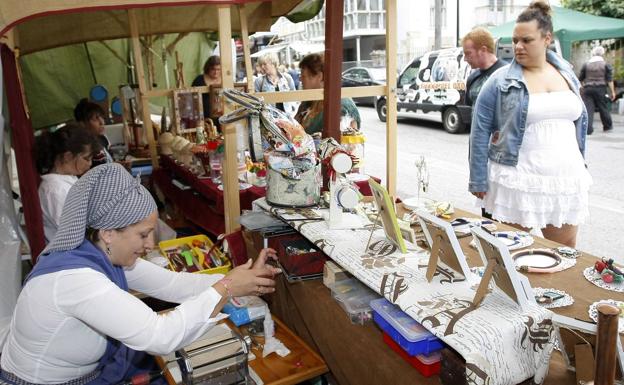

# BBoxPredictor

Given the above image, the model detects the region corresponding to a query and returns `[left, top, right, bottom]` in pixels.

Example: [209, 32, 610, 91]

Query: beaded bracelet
[218, 278, 233, 298]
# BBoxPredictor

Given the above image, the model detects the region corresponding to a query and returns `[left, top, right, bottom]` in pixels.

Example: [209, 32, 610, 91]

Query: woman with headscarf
[469, 1, 591, 247]
[0, 163, 280, 384]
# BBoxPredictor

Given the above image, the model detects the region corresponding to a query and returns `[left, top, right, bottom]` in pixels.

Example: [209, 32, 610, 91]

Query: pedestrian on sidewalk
[469, 0, 592, 248]
[579, 46, 615, 134]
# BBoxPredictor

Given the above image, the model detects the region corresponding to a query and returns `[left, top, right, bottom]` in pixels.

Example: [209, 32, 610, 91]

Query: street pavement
[359, 106, 624, 265]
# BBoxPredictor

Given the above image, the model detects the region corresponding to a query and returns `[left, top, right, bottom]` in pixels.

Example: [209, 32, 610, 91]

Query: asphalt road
[358, 106, 624, 264]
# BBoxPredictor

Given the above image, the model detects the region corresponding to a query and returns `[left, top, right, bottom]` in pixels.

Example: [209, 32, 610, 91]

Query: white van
[375, 47, 472, 134]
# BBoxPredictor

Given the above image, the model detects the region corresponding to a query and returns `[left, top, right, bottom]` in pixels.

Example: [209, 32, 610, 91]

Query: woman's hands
[214, 248, 281, 298]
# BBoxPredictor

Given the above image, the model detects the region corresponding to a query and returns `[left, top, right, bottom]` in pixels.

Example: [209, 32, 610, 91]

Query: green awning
[489, 6, 624, 60]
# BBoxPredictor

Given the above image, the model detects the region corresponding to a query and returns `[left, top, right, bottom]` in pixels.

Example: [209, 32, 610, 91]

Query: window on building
[357, 0, 367, 11]
[429, 0, 447, 28]
[371, 0, 380, 11]
[497, 0, 504, 10]
[370, 12, 381, 28]
[489, 0, 495, 11]
[358, 13, 368, 29]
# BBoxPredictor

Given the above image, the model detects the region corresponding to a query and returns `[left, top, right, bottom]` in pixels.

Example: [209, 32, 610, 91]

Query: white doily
[583, 267, 624, 293]
[533, 287, 574, 309]
[588, 299, 624, 334]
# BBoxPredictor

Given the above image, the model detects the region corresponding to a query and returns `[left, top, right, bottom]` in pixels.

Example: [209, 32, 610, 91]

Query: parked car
[341, 66, 386, 105]
[375, 48, 472, 134]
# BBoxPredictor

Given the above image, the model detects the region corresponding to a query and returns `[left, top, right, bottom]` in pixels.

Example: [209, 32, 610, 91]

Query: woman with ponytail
[34, 123, 101, 242]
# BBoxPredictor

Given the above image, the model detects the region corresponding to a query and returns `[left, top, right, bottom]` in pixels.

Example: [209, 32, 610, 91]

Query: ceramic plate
[533, 287, 574, 309]
[217, 183, 252, 191]
[402, 197, 435, 212]
[588, 300, 624, 333]
[583, 266, 624, 293]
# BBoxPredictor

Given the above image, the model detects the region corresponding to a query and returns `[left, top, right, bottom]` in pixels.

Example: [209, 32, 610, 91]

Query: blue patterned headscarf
[42, 163, 157, 255]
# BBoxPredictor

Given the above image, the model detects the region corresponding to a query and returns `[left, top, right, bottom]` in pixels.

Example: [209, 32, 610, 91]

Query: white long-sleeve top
[38, 173, 78, 243]
[0, 259, 225, 383]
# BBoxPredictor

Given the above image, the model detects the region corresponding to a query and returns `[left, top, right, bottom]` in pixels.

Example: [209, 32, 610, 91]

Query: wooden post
[128, 9, 159, 169]
[238, 5, 254, 93]
[593, 303, 620, 385]
[322, 0, 344, 142]
[218, 4, 240, 234]
[385, 0, 398, 196]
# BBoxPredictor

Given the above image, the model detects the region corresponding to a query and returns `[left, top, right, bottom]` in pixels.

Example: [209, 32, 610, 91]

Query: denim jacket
[468, 50, 588, 192]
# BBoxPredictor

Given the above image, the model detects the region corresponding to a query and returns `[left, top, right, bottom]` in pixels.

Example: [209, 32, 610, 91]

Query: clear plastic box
[370, 298, 444, 356]
[330, 278, 378, 325]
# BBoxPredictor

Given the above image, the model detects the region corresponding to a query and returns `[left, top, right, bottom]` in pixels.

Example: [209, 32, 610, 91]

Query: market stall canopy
[489, 6, 624, 60]
[0, 0, 318, 55]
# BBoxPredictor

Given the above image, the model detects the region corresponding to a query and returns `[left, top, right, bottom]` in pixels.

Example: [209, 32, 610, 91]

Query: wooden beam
[238, 5, 254, 93]
[385, 0, 398, 196]
[322, 0, 344, 142]
[218, 4, 240, 234]
[255, 86, 386, 104]
[128, 9, 159, 169]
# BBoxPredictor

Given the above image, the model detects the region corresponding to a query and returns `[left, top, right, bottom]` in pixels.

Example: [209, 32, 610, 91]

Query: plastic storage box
[330, 278, 378, 325]
[222, 296, 267, 326]
[383, 333, 441, 377]
[370, 298, 444, 356]
[159, 235, 231, 275]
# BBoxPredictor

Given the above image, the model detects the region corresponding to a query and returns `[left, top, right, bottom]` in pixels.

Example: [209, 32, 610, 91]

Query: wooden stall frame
[131, 0, 398, 233]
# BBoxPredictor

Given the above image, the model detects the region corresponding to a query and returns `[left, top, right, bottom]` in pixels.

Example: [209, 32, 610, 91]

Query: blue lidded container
[370, 298, 444, 356]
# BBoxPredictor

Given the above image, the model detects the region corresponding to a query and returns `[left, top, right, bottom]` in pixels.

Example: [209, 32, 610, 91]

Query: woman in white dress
[34, 123, 101, 243]
[469, 1, 591, 247]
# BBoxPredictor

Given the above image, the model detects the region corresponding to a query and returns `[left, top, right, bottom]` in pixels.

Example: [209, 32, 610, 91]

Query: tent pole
[322, 0, 344, 143]
[238, 4, 254, 93]
[128, 9, 159, 169]
[83, 43, 98, 85]
[218, 4, 240, 234]
[385, 0, 398, 196]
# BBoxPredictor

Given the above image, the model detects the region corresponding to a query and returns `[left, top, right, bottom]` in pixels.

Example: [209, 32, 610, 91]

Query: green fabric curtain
[489, 6, 624, 60]
[20, 32, 216, 129]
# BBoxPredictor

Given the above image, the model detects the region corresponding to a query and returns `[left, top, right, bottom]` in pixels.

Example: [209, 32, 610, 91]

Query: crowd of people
[0, 1, 620, 383]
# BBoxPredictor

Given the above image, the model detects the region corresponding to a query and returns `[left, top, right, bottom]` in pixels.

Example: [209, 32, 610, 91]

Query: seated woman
[294, 53, 361, 135]
[34, 123, 101, 243]
[192, 55, 221, 119]
[74, 98, 112, 167]
[0, 163, 280, 384]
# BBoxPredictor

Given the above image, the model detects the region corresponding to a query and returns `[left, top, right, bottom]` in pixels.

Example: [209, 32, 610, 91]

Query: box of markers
[159, 235, 231, 275]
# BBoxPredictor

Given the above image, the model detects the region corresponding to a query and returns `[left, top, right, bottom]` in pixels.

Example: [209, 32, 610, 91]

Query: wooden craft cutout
[416, 211, 473, 284]
[416, 211, 474, 282]
[470, 227, 535, 312]
[368, 178, 407, 254]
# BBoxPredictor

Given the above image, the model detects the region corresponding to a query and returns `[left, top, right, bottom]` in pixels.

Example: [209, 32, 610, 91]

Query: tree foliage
[561, 0, 624, 19]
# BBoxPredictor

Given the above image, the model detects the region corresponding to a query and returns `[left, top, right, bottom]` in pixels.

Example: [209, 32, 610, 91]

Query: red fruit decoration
[594, 260, 607, 273]
[601, 271, 614, 283]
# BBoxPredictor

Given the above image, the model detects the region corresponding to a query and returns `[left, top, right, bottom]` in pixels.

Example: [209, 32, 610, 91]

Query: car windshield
[368, 68, 386, 82]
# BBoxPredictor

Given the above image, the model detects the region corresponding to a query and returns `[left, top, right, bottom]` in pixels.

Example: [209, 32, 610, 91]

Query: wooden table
[252, 203, 623, 385]
[156, 315, 327, 385]
[443, 207, 624, 360]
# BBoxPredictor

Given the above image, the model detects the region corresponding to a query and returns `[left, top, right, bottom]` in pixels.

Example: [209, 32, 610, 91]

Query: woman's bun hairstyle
[517, 0, 553, 35]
